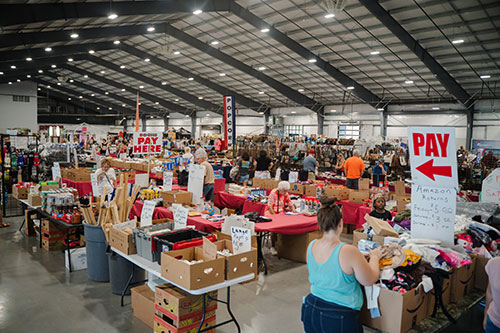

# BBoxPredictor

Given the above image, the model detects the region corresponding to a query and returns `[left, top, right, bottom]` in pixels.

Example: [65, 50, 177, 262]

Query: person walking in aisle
[99, 138, 109, 156]
[303, 149, 318, 180]
[372, 158, 388, 187]
[195, 150, 215, 202]
[343, 149, 365, 189]
[302, 196, 387, 333]
[238, 151, 251, 187]
[253, 150, 273, 179]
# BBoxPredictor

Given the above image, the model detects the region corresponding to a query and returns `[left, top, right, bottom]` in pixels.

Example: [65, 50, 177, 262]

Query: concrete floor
[0, 216, 483, 333]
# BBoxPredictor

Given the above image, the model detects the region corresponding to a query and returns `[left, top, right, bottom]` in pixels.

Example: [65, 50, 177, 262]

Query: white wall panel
[0, 81, 38, 132]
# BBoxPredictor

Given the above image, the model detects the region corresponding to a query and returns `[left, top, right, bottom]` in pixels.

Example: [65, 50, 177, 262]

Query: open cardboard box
[161, 247, 225, 290]
[348, 189, 370, 204]
[359, 178, 370, 191]
[216, 230, 258, 248]
[364, 214, 398, 237]
[12, 186, 29, 199]
[324, 187, 349, 200]
[214, 240, 257, 280]
[132, 284, 155, 329]
[450, 257, 476, 303]
[161, 190, 192, 206]
[27, 192, 42, 206]
[473, 255, 490, 291]
[154, 315, 215, 333]
[289, 183, 304, 195]
[252, 178, 266, 188]
[109, 220, 138, 255]
[352, 228, 390, 247]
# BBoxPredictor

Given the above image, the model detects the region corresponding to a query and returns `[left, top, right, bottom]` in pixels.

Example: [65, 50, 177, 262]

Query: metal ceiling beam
[159, 23, 324, 113]
[0, 0, 230, 27]
[86, 56, 222, 114]
[33, 77, 134, 116]
[0, 54, 88, 73]
[38, 91, 115, 118]
[359, 0, 473, 107]
[120, 43, 269, 113]
[229, 2, 381, 107]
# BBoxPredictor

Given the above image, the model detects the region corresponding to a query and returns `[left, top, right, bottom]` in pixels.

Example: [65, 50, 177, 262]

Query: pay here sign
[408, 127, 458, 188]
[133, 132, 162, 155]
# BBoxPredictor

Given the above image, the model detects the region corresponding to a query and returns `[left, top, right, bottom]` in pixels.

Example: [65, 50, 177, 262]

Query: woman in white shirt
[96, 159, 116, 194]
[182, 147, 194, 164]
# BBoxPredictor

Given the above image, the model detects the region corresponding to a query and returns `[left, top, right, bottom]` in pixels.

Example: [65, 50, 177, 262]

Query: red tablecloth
[214, 178, 226, 194]
[214, 192, 266, 216]
[337, 200, 397, 229]
[255, 213, 319, 235]
[316, 176, 411, 194]
[62, 178, 93, 196]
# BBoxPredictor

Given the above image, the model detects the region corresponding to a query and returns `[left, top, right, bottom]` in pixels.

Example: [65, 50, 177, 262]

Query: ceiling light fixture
[210, 41, 219, 45]
[69, 79, 74, 83]
[37, 87, 40, 90]
[219, 73, 226, 77]
[432, 107, 440, 110]
[79, 96, 83, 99]
[70, 33, 79, 38]
[330, 109, 337, 112]
[452, 39, 464, 44]
[258, 91, 264, 95]
[377, 108, 384, 111]
[83, 75, 88, 78]
[68, 58, 73, 62]
[370, 51, 380, 55]
[308, 58, 317, 63]
[122, 104, 126, 107]
[175, 99, 179, 102]
[26, 75, 31, 78]
[38, 70, 43, 73]
[185, 114, 190, 117]
[188, 77, 194, 81]
[51, 64, 57, 68]
[155, 102, 159, 105]
[16, 79, 21, 82]
[121, 88, 126, 91]
[147, 27, 155, 32]
[139, 85, 144, 89]
[10, 65, 16, 69]
[193, 9, 202, 15]
[100, 70, 105, 74]
[8, 82, 12, 85]
[258, 112, 264, 115]
[97, 107, 100, 110]
[258, 66, 266, 71]
[173, 51, 181, 55]
[57, 82, 61, 85]
[120, 65, 126, 69]
[108, 13, 118, 20]
[45, 47, 52, 52]
[105, 92, 109, 95]
[325, 13, 335, 18]
[161, 81, 167, 85]
[0, 72, 3, 75]
[298, 88, 304, 92]
[89, 50, 95, 54]
[144, 58, 150, 62]
[26, 57, 32, 61]
[480, 75, 491, 79]
[166, 115, 170, 118]
[91, 94, 95, 97]
[405, 80, 413, 84]
[291, 111, 297, 114]
[68, 97, 71, 100]
[198, 96, 203, 100]
[109, 107, 112, 110]
[114, 40, 120, 45]
[347, 86, 354, 90]
[260, 28, 270, 33]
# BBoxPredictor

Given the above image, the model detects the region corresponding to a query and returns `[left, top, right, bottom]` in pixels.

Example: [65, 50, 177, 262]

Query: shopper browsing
[484, 257, 500, 332]
[99, 138, 109, 156]
[343, 149, 365, 189]
[253, 150, 273, 178]
[195, 150, 215, 202]
[238, 151, 251, 187]
[303, 150, 318, 180]
[302, 196, 387, 333]
[369, 194, 392, 221]
[267, 181, 296, 215]
[372, 158, 388, 186]
[182, 147, 194, 164]
[95, 159, 116, 194]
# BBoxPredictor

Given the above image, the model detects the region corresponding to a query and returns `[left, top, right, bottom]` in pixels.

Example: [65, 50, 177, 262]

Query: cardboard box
[303, 185, 317, 197]
[12, 186, 28, 199]
[361, 285, 429, 333]
[161, 190, 192, 206]
[154, 315, 215, 333]
[277, 230, 322, 263]
[450, 258, 476, 303]
[359, 178, 370, 191]
[132, 284, 155, 329]
[324, 187, 349, 200]
[40, 184, 59, 191]
[42, 234, 65, 251]
[264, 179, 279, 190]
[394, 180, 406, 196]
[161, 247, 225, 290]
[214, 240, 257, 280]
[474, 255, 490, 291]
[289, 183, 304, 195]
[352, 228, 389, 247]
[109, 221, 137, 255]
[41, 219, 65, 234]
[252, 178, 266, 188]
[364, 214, 398, 237]
[65, 247, 87, 271]
[348, 190, 370, 204]
[27, 193, 42, 207]
[154, 284, 217, 328]
[216, 230, 257, 248]
[427, 277, 452, 316]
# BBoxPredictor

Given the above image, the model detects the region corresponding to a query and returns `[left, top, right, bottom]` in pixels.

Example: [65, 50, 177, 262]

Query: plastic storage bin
[84, 222, 110, 282]
[152, 228, 216, 264]
[133, 222, 175, 262]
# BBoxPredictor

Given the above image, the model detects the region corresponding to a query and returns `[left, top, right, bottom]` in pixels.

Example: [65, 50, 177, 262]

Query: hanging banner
[223, 96, 236, 149]
[133, 132, 162, 155]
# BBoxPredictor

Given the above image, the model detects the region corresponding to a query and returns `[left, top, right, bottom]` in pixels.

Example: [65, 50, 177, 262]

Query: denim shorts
[486, 316, 500, 333]
[239, 174, 250, 182]
[301, 294, 362, 333]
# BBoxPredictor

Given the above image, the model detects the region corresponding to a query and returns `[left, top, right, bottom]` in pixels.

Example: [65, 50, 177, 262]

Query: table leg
[121, 269, 135, 307]
[66, 229, 72, 273]
[196, 293, 207, 332]
[225, 286, 241, 333]
[257, 233, 268, 275]
[18, 204, 26, 232]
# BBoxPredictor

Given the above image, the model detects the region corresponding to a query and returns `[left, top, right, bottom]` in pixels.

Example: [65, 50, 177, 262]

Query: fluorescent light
[109, 107, 112, 110]
[122, 104, 126, 107]
[175, 99, 179, 102]
[219, 73, 226, 77]
[83, 75, 88, 78]
[139, 85, 144, 89]
[308, 58, 317, 63]
[324, 13, 335, 18]
[144, 58, 150, 62]
[258, 66, 266, 71]
[198, 96, 203, 100]
[210, 41, 219, 45]
[70, 33, 79, 38]
[89, 50, 95, 54]
[45, 47, 52, 52]
[0, 72, 3, 75]
[79, 96, 83, 99]
[10, 65, 16, 69]
[330, 109, 337, 112]
[104, 92, 109, 95]
[38, 70, 43, 73]
[193, 9, 202, 15]
[108, 13, 118, 20]
[68, 98, 71, 100]
[155, 102, 159, 105]
[259, 112, 264, 115]
[161, 81, 167, 85]
[347, 86, 354, 90]
[97, 107, 100, 110]
[51, 64, 56, 68]
[370, 51, 380, 55]
[68, 58, 73, 62]
[258, 91, 265, 95]
[113, 40, 120, 45]
[26, 57, 32, 61]
[188, 77, 194, 81]
[452, 39, 464, 44]
[260, 28, 270, 33]
[26, 75, 31, 78]
[291, 111, 296, 114]
[432, 107, 440, 110]
[377, 108, 384, 111]
[147, 27, 155, 32]
[120, 65, 126, 69]
[480, 75, 491, 79]
[121, 88, 126, 91]
[91, 94, 95, 97]
[100, 70, 105, 74]
[16, 79, 21, 82]
[405, 80, 413, 84]
[173, 51, 181, 55]
[8, 82, 12, 85]
[69, 79, 74, 83]
[298, 88, 304, 92]
[57, 82, 61, 85]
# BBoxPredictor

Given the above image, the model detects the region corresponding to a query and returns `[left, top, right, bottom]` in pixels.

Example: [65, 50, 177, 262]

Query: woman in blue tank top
[302, 196, 388, 333]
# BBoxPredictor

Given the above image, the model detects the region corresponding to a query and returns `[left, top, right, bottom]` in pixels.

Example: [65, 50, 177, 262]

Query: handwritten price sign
[230, 226, 251, 254]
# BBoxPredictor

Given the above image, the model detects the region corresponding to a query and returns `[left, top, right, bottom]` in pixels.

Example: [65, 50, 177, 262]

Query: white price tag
[231, 226, 251, 254]
[140, 200, 156, 227]
[163, 171, 173, 191]
[52, 162, 61, 181]
[174, 206, 189, 230]
[275, 168, 281, 181]
[90, 172, 100, 197]
[135, 173, 149, 188]
[288, 171, 298, 184]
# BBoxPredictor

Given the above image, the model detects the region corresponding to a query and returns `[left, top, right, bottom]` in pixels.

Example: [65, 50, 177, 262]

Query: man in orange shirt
[343, 149, 365, 190]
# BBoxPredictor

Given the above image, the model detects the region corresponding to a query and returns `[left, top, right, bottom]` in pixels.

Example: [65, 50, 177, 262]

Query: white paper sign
[231, 226, 251, 254]
[174, 206, 189, 230]
[481, 168, 500, 203]
[408, 127, 458, 188]
[411, 184, 455, 245]
[289, 171, 298, 184]
[163, 171, 173, 191]
[133, 132, 162, 155]
[275, 168, 281, 181]
[52, 162, 61, 180]
[14, 137, 28, 150]
[90, 172, 101, 196]
[135, 173, 149, 188]
[188, 164, 205, 204]
[140, 200, 156, 227]
[66, 144, 71, 162]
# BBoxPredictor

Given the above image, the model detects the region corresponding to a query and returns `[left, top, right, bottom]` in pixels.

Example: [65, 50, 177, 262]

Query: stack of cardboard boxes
[41, 219, 73, 251]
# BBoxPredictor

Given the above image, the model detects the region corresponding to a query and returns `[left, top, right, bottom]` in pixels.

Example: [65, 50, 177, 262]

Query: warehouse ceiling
[0, 0, 498, 118]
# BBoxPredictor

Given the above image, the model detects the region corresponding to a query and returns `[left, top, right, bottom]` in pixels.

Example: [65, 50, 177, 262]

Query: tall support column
[466, 107, 474, 150]
[191, 113, 196, 139]
[380, 110, 387, 138]
[264, 108, 271, 135]
[123, 117, 128, 131]
[163, 116, 169, 133]
[141, 114, 147, 132]
[317, 107, 324, 136]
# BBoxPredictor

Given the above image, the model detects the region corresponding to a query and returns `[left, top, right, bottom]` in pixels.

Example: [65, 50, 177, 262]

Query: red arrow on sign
[416, 159, 452, 181]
